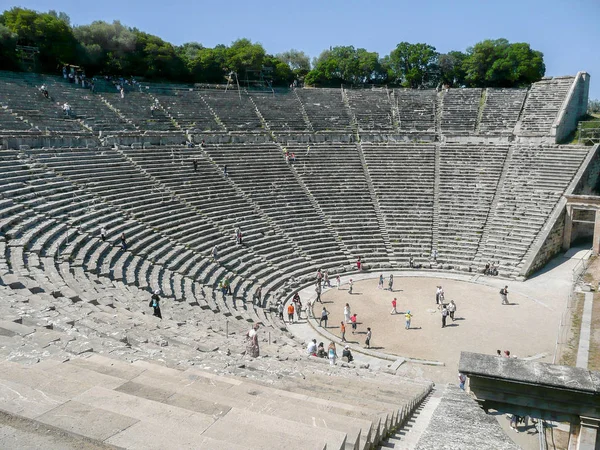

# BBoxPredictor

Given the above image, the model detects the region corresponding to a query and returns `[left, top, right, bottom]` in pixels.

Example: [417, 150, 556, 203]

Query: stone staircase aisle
[379, 388, 442, 449]
[473, 145, 514, 268]
[356, 141, 398, 266]
[431, 144, 441, 259]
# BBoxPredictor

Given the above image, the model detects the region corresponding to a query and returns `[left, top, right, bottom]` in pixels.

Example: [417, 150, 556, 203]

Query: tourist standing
[315, 282, 322, 303]
[348, 279, 353, 294]
[441, 305, 449, 328]
[336, 275, 341, 289]
[327, 342, 338, 366]
[405, 311, 412, 329]
[378, 274, 384, 289]
[388, 274, 394, 291]
[253, 286, 262, 305]
[435, 286, 443, 304]
[448, 299, 456, 321]
[319, 307, 329, 328]
[390, 297, 397, 315]
[340, 321, 347, 342]
[246, 324, 260, 358]
[365, 328, 372, 349]
[458, 373, 466, 390]
[150, 290, 162, 319]
[351, 313, 358, 334]
[100, 227, 107, 242]
[323, 271, 330, 287]
[500, 285, 509, 305]
[344, 303, 351, 323]
[287, 303, 295, 324]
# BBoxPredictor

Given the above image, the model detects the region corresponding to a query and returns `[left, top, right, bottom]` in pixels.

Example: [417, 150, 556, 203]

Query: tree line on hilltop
[0, 7, 546, 89]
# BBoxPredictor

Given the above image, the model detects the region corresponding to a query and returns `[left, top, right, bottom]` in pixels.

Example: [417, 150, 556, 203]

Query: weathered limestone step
[0, 320, 36, 337]
[381, 389, 442, 449]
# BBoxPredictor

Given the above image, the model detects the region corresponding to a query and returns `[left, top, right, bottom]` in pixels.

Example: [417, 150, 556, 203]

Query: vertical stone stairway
[473, 146, 514, 268]
[292, 89, 314, 132]
[389, 88, 400, 131]
[474, 88, 488, 134]
[434, 90, 445, 140]
[279, 144, 355, 261]
[342, 86, 360, 136]
[355, 141, 398, 267]
[431, 144, 441, 259]
[379, 388, 443, 449]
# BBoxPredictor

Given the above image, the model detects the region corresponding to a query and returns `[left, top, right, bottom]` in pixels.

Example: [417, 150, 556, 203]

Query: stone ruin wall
[524, 144, 599, 276]
[553, 71, 591, 143]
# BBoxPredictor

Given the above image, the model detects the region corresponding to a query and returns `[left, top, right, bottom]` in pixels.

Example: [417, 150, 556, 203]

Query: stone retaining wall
[525, 208, 566, 276]
[553, 72, 590, 143]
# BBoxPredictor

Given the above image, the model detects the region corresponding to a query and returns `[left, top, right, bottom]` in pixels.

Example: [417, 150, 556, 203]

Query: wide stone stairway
[0, 351, 432, 449]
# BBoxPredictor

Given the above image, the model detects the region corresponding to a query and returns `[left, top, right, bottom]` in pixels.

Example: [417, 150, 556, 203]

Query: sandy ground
[320, 276, 555, 365]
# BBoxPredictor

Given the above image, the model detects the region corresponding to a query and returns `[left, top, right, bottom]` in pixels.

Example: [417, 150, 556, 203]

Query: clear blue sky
[6, 0, 600, 99]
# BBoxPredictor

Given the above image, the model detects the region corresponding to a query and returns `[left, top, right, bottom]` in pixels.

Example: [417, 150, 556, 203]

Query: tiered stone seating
[0, 148, 282, 330]
[437, 144, 509, 265]
[200, 90, 262, 131]
[20, 148, 241, 289]
[0, 72, 87, 132]
[361, 143, 435, 263]
[203, 143, 351, 271]
[102, 91, 179, 131]
[346, 89, 394, 131]
[35, 75, 136, 132]
[517, 76, 575, 135]
[441, 88, 482, 133]
[120, 145, 332, 300]
[0, 105, 32, 131]
[288, 142, 390, 264]
[476, 145, 589, 274]
[295, 88, 353, 131]
[250, 91, 308, 131]
[394, 89, 436, 132]
[154, 90, 222, 132]
[478, 88, 527, 134]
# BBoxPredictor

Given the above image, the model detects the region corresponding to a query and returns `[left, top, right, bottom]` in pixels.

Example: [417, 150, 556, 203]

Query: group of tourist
[306, 338, 354, 365]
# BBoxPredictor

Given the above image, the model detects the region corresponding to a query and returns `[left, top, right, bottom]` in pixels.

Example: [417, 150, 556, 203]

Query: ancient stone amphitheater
[0, 70, 596, 449]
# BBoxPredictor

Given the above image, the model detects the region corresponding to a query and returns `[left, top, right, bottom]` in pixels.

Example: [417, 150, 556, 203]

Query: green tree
[263, 55, 294, 85]
[187, 45, 228, 83]
[73, 20, 136, 74]
[276, 49, 311, 77]
[226, 38, 266, 75]
[463, 39, 545, 87]
[131, 30, 186, 80]
[438, 51, 467, 87]
[0, 7, 79, 71]
[388, 42, 438, 88]
[0, 24, 19, 70]
[305, 46, 385, 86]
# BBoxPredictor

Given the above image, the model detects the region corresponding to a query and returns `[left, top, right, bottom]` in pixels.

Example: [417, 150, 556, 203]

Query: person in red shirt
[356, 257, 362, 271]
[390, 298, 397, 315]
[287, 303, 295, 324]
[350, 313, 358, 334]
